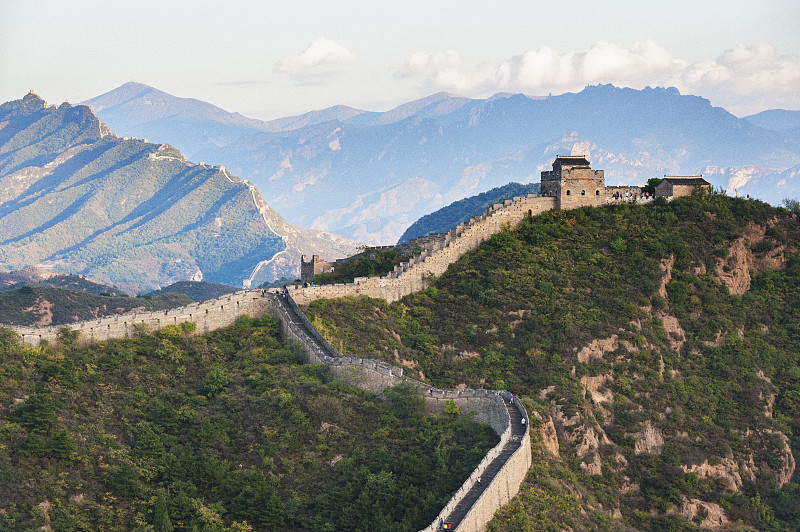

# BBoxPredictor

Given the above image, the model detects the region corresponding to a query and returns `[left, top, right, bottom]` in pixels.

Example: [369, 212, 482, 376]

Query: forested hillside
[305, 194, 800, 530]
[0, 315, 497, 531]
[0, 285, 191, 327]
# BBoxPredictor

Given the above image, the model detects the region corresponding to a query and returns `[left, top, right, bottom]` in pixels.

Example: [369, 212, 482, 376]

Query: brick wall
[12, 290, 273, 347]
[291, 194, 556, 305]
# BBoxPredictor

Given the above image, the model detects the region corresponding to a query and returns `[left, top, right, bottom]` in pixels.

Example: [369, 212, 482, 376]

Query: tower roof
[662, 176, 709, 185]
[554, 155, 591, 167]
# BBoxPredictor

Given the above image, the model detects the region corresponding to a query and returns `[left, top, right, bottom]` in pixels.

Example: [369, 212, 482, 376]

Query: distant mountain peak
[23, 90, 45, 103]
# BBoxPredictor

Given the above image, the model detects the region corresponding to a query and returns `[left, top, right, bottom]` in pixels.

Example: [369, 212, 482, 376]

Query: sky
[1, 0, 799, 120]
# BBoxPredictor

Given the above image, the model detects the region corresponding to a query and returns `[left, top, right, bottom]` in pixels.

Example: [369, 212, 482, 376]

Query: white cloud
[275, 37, 357, 74]
[398, 41, 800, 114]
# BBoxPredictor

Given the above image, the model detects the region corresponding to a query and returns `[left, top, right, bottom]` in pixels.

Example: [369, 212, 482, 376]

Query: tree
[11, 393, 56, 431]
[47, 430, 74, 461]
[383, 383, 425, 419]
[153, 491, 174, 532]
[643, 178, 664, 195]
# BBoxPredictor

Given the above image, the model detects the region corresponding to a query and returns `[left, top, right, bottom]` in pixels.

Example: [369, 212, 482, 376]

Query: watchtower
[541, 155, 605, 210]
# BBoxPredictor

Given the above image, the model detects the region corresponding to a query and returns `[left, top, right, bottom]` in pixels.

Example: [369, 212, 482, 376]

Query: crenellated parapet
[291, 193, 556, 305]
[11, 290, 273, 347]
[268, 291, 531, 532]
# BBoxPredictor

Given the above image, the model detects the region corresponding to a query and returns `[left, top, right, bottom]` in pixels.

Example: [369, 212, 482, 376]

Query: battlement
[291, 193, 556, 305]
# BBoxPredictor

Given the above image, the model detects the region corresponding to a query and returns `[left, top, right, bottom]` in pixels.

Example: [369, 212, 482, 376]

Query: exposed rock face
[581, 374, 615, 405]
[714, 222, 788, 296]
[674, 498, 729, 530]
[655, 255, 686, 351]
[633, 421, 665, 456]
[658, 256, 674, 298]
[532, 412, 560, 457]
[681, 456, 744, 492]
[765, 430, 796, 489]
[660, 314, 686, 351]
[577, 335, 619, 363]
[581, 373, 615, 425]
[714, 234, 752, 295]
[581, 452, 603, 475]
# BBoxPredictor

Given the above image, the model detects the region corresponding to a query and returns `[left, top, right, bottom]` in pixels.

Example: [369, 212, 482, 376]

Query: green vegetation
[305, 195, 800, 530]
[0, 315, 497, 531]
[0, 285, 191, 326]
[312, 248, 411, 286]
[397, 182, 539, 244]
[145, 281, 239, 302]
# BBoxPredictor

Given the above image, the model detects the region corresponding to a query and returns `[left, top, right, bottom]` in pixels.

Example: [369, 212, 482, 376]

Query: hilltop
[0, 92, 360, 291]
[304, 194, 800, 530]
[0, 285, 191, 327]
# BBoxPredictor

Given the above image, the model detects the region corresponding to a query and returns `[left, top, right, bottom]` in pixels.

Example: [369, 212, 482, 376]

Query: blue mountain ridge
[86, 83, 800, 244]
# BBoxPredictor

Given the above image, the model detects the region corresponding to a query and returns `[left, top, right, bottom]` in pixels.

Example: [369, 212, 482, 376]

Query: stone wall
[271, 293, 531, 532]
[8, 188, 543, 531]
[291, 194, 556, 305]
[11, 290, 273, 347]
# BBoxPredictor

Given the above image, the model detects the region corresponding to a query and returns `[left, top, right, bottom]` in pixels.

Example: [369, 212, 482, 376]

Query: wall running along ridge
[9, 192, 541, 531]
[271, 292, 531, 532]
[292, 193, 556, 305]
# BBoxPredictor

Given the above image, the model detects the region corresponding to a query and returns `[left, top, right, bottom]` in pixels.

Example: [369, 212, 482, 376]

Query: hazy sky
[1, 0, 799, 119]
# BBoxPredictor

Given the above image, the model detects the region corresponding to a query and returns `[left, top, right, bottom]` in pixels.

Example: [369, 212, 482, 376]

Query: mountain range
[85, 83, 800, 244]
[0, 92, 359, 291]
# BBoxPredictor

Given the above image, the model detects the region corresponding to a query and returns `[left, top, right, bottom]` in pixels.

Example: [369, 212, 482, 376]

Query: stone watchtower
[541, 155, 605, 210]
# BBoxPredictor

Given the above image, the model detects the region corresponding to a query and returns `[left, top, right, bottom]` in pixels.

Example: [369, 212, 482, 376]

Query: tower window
[581, 190, 586, 195]
[596, 190, 600, 195]
[566, 190, 571, 195]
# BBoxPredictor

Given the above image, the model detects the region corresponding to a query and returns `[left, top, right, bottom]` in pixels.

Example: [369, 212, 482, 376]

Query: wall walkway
[270, 291, 531, 532]
[8, 190, 543, 530]
[291, 193, 556, 305]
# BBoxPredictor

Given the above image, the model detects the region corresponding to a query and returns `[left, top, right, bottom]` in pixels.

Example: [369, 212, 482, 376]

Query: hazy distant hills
[744, 109, 800, 133]
[86, 83, 800, 244]
[82, 83, 270, 158]
[0, 92, 360, 291]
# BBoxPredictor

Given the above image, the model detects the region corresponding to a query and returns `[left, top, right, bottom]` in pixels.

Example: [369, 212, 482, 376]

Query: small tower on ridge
[540, 155, 605, 210]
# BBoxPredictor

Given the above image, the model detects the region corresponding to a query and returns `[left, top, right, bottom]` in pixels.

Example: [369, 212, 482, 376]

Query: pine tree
[153, 492, 173, 532]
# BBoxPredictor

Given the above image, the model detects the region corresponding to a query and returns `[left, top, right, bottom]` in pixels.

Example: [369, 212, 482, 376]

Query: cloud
[398, 41, 800, 114]
[276, 37, 357, 74]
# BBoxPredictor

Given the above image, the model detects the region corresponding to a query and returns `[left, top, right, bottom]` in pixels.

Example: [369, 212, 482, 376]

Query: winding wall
[291, 193, 556, 305]
[12, 290, 272, 347]
[8, 191, 542, 530]
[270, 292, 531, 532]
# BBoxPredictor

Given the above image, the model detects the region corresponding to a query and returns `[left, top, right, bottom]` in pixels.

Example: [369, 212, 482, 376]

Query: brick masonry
[8, 189, 549, 531]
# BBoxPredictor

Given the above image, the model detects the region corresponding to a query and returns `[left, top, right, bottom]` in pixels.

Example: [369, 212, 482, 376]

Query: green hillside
[397, 182, 539, 244]
[305, 194, 800, 531]
[145, 281, 239, 302]
[0, 286, 191, 327]
[0, 271, 127, 295]
[0, 315, 496, 531]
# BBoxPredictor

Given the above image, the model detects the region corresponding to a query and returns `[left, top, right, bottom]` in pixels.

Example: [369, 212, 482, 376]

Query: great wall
[5, 157, 709, 530]
[9, 186, 544, 531]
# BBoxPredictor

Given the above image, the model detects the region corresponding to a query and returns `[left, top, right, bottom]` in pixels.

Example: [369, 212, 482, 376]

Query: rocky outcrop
[714, 222, 788, 296]
[672, 498, 729, 530]
[764, 430, 796, 489]
[681, 455, 745, 492]
[633, 420, 665, 456]
[714, 234, 752, 296]
[532, 412, 560, 457]
[577, 335, 620, 363]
